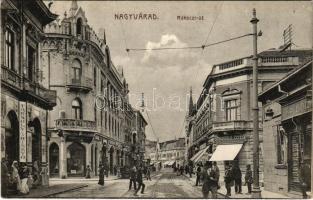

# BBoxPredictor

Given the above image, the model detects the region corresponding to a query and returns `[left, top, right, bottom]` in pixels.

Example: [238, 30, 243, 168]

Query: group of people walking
[192, 161, 253, 198]
[1, 159, 42, 197]
[129, 165, 147, 196]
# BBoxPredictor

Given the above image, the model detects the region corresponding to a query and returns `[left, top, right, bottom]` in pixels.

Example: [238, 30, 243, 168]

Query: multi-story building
[158, 138, 186, 167]
[42, 1, 138, 178]
[259, 60, 312, 198]
[131, 110, 147, 164]
[1, 0, 57, 186]
[187, 48, 312, 180]
[145, 139, 157, 162]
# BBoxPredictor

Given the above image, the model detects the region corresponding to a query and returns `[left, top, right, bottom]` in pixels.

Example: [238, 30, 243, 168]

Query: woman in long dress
[98, 165, 105, 186]
[19, 163, 30, 194]
[11, 161, 21, 194]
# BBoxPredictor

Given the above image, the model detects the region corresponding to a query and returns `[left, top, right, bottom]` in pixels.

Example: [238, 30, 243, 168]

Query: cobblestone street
[49, 169, 215, 198]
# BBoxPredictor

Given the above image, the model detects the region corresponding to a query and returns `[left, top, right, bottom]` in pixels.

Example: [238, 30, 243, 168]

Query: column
[59, 137, 67, 178]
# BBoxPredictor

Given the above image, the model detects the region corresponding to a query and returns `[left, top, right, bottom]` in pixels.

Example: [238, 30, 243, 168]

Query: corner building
[42, 1, 134, 178]
[188, 48, 312, 182]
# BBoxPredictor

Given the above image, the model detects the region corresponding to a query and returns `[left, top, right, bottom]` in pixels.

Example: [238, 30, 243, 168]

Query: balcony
[55, 118, 97, 132]
[212, 120, 258, 132]
[1, 65, 22, 89]
[66, 77, 93, 92]
[24, 79, 57, 106]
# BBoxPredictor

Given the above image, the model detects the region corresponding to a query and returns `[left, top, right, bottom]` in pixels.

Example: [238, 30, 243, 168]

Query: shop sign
[108, 140, 116, 146]
[19, 102, 27, 162]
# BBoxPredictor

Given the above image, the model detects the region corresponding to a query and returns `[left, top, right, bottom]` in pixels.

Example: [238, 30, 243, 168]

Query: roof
[259, 60, 312, 101]
[258, 48, 312, 58]
[30, 1, 58, 25]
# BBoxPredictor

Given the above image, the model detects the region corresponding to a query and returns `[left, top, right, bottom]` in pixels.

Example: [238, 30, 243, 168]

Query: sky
[48, 1, 312, 142]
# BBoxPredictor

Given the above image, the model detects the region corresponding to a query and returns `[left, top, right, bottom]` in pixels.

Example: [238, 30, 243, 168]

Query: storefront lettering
[19, 102, 27, 162]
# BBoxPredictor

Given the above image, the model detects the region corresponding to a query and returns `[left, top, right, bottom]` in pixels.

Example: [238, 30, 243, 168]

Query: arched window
[76, 18, 82, 36]
[72, 98, 82, 119]
[72, 59, 82, 82]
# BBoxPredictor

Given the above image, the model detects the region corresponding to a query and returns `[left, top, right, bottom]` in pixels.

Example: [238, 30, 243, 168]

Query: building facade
[1, 0, 57, 185]
[42, 1, 143, 178]
[259, 60, 312, 197]
[187, 48, 312, 180]
[131, 110, 147, 164]
[158, 138, 186, 167]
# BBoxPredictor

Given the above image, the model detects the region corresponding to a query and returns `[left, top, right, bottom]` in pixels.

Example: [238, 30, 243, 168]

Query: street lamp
[250, 8, 262, 198]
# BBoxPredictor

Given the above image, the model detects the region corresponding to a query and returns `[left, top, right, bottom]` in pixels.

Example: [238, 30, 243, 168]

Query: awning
[209, 144, 243, 161]
[194, 146, 211, 163]
[190, 149, 204, 162]
[163, 161, 169, 165]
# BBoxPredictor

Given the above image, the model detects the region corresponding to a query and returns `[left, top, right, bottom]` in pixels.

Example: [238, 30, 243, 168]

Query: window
[72, 59, 82, 82]
[276, 125, 287, 165]
[72, 98, 82, 119]
[76, 18, 82, 36]
[94, 67, 97, 87]
[225, 99, 239, 121]
[27, 45, 36, 81]
[5, 29, 14, 70]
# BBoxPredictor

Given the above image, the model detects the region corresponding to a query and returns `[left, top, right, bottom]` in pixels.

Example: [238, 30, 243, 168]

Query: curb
[41, 184, 89, 198]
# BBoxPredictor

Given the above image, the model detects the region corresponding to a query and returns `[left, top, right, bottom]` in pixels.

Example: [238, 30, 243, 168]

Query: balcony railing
[213, 120, 256, 131]
[1, 65, 22, 89]
[66, 76, 93, 92]
[24, 79, 57, 105]
[55, 118, 97, 131]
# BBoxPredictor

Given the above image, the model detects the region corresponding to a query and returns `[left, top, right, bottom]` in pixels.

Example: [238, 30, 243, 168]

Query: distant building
[1, 0, 57, 186]
[158, 138, 186, 167]
[187, 48, 312, 180]
[259, 60, 312, 198]
[131, 110, 148, 165]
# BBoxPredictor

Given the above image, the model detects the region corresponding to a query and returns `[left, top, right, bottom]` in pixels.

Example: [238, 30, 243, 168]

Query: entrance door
[4, 111, 19, 166]
[67, 142, 86, 177]
[32, 118, 41, 163]
[49, 143, 59, 177]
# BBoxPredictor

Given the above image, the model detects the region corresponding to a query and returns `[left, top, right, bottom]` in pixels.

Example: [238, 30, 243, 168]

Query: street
[49, 169, 222, 198]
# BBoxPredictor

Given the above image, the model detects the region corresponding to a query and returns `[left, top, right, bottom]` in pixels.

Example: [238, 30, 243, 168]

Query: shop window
[72, 98, 82, 119]
[5, 29, 14, 70]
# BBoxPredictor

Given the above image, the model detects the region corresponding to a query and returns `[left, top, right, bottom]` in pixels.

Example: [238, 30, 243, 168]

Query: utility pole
[250, 8, 262, 198]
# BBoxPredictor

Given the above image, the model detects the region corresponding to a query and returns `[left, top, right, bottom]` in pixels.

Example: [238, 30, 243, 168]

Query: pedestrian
[224, 164, 233, 196]
[189, 164, 193, 178]
[185, 165, 189, 174]
[146, 165, 151, 181]
[86, 165, 91, 179]
[1, 158, 9, 197]
[195, 164, 201, 186]
[11, 161, 21, 194]
[207, 162, 218, 198]
[299, 161, 310, 199]
[129, 166, 137, 190]
[212, 161, 220, 187]
[98, 164, 105, 186]
[233, 164, 242, 194]
[19, 163, 30, 194]
[180, 165, 184, 175]
[113, 165, 117, 176]
[134, 165, 145, 196]
[244, 164, 253, 194]
[32, 160, 40, 187]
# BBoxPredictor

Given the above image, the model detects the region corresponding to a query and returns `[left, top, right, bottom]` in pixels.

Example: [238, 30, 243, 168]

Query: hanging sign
[19, 102, 27, 162]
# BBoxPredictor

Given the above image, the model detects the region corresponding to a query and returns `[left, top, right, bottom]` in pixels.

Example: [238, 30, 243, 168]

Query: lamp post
[250, 8, 262, 198]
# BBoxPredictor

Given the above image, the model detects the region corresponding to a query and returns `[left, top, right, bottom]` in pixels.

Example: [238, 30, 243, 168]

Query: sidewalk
[183, 173, 290, 199]
[9, 184, 88, 198]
